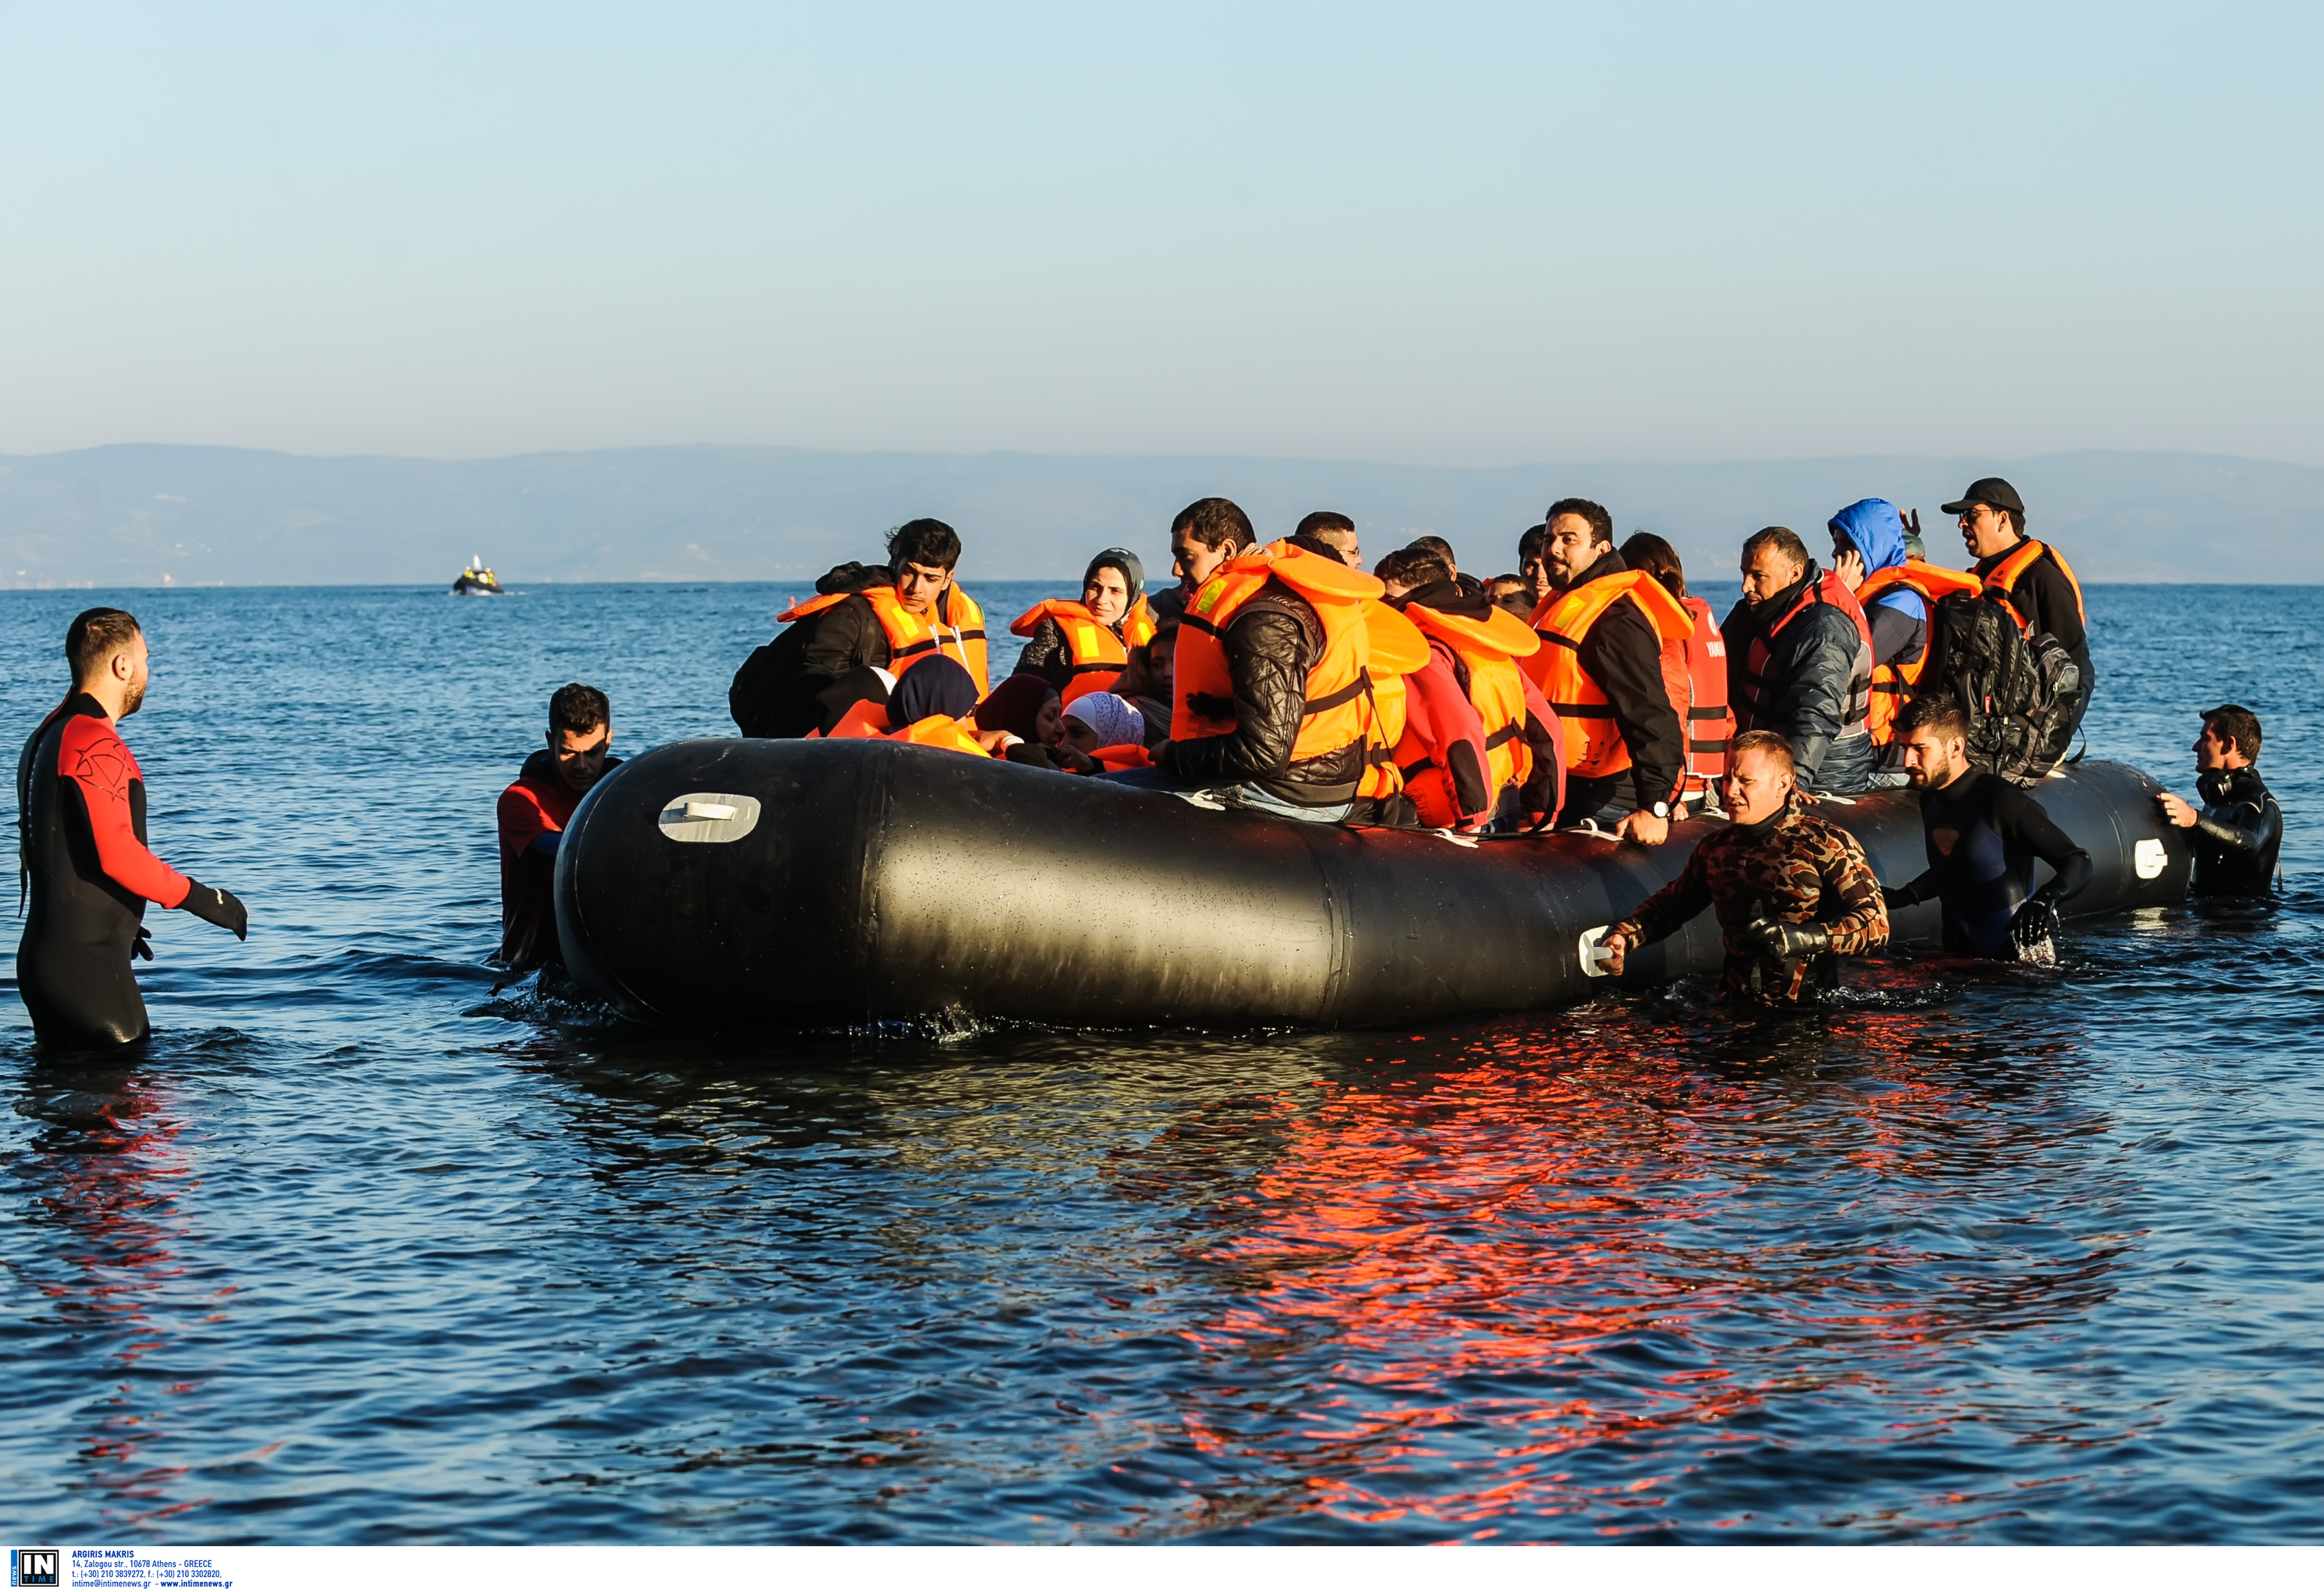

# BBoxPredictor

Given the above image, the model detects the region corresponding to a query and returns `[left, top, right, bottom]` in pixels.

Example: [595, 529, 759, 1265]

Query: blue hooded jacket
[1828, 499, 1923, 624]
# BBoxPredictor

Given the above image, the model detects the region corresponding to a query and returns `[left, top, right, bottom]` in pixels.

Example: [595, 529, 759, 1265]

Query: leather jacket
[1164, 581, 1365, 806]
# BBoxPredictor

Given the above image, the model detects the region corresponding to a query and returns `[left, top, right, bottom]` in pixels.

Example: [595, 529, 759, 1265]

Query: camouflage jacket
[1608, 798, 1889, 1005]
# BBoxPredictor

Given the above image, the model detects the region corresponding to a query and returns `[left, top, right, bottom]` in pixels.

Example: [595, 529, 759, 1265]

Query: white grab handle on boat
[684, 801, 738, 821]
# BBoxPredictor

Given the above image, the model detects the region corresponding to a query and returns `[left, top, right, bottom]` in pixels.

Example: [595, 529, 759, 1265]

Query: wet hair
[1729, 728, 1795, 774]
[1518, 523, 1548, 566]
[66, 607, 142, 680]
[1295, 511, 1356, 542]
[886, 518, 963, 573]
[1545, 498, 1614, 547]
[1618, 532, 1686, 600]
[549, 682, 611, 738]
[1374, 547, 1454, 591]
[1899, 692, 1968, 740]
[2203, 703, 2263, 760]
[1170, 497, 1256, 553]
[1742, 526, 1809, 569]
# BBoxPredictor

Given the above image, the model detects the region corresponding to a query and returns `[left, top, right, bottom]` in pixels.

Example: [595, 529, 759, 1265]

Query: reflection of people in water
[496, 683, 618, 972]
[17, 608, 249, 1048]
[2156, 704, 2283, 899]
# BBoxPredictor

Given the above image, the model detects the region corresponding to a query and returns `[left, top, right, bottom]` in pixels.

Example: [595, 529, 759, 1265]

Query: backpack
[1924, 591, 2083, 784]
[729, 562, 893, 738]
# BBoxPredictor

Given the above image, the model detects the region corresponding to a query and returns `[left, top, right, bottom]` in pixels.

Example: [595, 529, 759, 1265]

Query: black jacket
[1163, 580, 1365, 806]
[1560, 550, 1686, 811]
[1013, 611, 1132, 693]
[2189, 766, 2282, 897]
[729, 565, 895, 739]
[1723, 560, 1873, 791]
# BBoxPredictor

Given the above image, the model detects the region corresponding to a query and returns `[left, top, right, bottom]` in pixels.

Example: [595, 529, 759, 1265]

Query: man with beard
[17, 608, 249, 1046]
[1881, 693, 2092, 959]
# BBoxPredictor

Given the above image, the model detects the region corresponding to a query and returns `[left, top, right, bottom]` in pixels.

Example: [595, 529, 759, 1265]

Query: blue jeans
[1097, 766, 1354, 824]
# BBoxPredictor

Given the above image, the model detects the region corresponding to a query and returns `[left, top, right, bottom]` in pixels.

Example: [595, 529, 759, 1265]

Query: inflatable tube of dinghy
[555, 739, 2191, 1030]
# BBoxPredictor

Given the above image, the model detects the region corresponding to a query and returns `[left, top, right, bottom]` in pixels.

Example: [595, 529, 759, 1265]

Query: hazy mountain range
[5, 444, 2317, 589]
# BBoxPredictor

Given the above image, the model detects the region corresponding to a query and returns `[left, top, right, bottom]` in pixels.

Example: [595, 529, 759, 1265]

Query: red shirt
[496, 754, 584, 969]
[55, 709, 192, 909]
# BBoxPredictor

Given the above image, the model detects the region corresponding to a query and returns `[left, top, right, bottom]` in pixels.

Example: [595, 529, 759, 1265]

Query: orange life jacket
[812, 699, 893, 740]
[1010, 597, 1157, 707]
[1174, 541, 1386, 770]
[1524, 571, 1696, 782]
[1735, 569, 1875, 739]
[1981, 538, 2086, 633]
[1855, 559, 1984, 744]
[1399, 598, 1539, 822]
[1660, 593, 1735, 793]
[1356, 600, 1431, 800]
[776, 583, 988, 694]
[890, 714, 991, 756]
[1090, 743, 1152, 773]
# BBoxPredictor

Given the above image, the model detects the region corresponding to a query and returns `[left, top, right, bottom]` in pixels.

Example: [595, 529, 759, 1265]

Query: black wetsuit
[19, 696, 174, 1046]
[1889, 768, 2092, 958]
[2187, 766, 2282, 897]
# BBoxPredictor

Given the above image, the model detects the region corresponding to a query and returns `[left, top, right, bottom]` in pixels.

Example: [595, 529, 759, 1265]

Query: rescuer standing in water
[2156, 704, 2283, 897]
[1596, 731, 1889, 1005]
[497, 683, 620, 972]
[16, 609, 249, 1048]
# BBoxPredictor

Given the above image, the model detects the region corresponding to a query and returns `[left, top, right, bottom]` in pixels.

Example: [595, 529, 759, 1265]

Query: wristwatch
[1648, 801, 1670, 820]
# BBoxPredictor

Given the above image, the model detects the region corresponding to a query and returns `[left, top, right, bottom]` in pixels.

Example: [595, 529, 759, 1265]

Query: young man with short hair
[1881, 693, 2092, 959]
[496, 683, 621, 972]
[1597, 730, 1889, 1005]
[2157, 704, 2282, 897]
[17, 608, 248, 1046]
[737, 518, 988, 738]
[1295, 511, 1362, 569]
[1522, 497, 1689, 843]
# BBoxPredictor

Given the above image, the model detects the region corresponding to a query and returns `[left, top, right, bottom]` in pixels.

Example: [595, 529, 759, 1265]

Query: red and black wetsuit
[496, 748, 618, 970]
[16, 693, 195, 1046]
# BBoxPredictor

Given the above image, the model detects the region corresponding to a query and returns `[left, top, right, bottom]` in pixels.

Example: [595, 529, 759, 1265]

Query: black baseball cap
[1941, 476, 2026, 516]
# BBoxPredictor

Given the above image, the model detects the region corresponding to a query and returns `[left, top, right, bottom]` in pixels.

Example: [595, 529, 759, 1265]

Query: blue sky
[2, 3, 2317, 465]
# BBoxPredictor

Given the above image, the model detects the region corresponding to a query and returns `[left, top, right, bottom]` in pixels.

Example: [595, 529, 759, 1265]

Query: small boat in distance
[451, 556, 505, 596]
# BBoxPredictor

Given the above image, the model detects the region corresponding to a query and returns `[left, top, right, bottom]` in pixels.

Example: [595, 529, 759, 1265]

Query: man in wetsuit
[496, 683, 620, 971]
[2157, 704, 2283, 897]
[1881, 693, 2092, 959]
[17, 608, 248, 1048]
[1598, 731, 1890, 1005]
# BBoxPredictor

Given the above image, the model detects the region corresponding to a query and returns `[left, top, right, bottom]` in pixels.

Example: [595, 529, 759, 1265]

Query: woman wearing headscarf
[1008, 549, 1156, 704]
[1059, 692, 1150, 771]
[971, 674, 1096, 771]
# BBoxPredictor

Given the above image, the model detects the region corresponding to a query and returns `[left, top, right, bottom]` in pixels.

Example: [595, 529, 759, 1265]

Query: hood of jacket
[1828, 499, 1909, 575]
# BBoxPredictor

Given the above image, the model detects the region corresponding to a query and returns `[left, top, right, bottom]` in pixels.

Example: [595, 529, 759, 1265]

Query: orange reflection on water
[1145, 998, 2094, 1535]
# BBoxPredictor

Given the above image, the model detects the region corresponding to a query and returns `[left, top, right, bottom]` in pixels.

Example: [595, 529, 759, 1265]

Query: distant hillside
[4, 444, 2317, 588]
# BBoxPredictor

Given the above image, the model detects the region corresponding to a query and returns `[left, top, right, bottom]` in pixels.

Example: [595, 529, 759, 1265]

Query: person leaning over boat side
[1617, 533, 1733, 814]
[1521, 498, 1689, 843]
[1105, 502, 1382, 824]
[1879, 693, 2092, 959]
[733, 519, 988, 738]
[497, 682, 620, 973]
[1297, 511, 1363, 569]
[2157, 704, 2283, 898]
[1722, 526, 1878, 796]
[1949, 475, 2094, 730]
[1597, 731, 1890, 1006]
[17, 609, 250, 1048]
[1009, 549, 1154, 704]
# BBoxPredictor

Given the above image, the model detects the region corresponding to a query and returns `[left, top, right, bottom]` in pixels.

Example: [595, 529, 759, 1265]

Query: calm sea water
[3, 578, 2318, 1544]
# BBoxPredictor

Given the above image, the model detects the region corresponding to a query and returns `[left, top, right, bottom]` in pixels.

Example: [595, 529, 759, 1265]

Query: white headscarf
[1063, 692, 1144, 749]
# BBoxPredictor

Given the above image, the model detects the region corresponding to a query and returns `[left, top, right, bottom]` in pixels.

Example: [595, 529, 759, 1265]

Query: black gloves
[131, 926, 154, 962]
[1744, 916, 1830, 960]
[2009, 890, 2061, 954]
[180, 880, 249, 940]
[1880, 883, 1917, 910]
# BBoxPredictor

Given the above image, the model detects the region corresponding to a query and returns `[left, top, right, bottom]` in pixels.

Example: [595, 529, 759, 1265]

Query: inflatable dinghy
[555, 739, 2190, 1030]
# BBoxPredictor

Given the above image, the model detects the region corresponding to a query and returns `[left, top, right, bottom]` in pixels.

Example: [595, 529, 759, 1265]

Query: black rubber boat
[556, 738, 2190, 1030]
